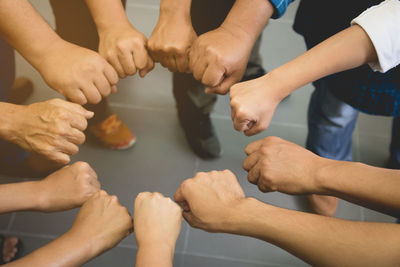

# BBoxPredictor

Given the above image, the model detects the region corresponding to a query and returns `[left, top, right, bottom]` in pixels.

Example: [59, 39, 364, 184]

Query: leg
[387, 117, 400, 169]
[306, 80, 359, 216]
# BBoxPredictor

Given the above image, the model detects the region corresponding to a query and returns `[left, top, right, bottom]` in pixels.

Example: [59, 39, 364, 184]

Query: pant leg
[173, 0, 264, 115]
[49, 0, 124, 124]
[0, 38, 29, 166]
[306, 80, 358, 161]
[387, 117, 400, 169]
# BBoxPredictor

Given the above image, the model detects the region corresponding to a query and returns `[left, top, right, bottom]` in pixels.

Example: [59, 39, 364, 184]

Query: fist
[39, 41, 119, 105]
[243, 136, 323, 194]
[70, 190, 133, 256]
[174, 170, 246, 232]
[99, 24, 154, 78]
[37, 161, 100, 212]
[148, 15, 197, 73]
[12, 98, 93, 164]
[134, 192, 182, 248]
[230, 75, 281, 136]
[189, 27, 253, 95]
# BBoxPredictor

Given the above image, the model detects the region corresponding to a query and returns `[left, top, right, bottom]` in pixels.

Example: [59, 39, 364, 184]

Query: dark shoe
[179, 112, 222, 159]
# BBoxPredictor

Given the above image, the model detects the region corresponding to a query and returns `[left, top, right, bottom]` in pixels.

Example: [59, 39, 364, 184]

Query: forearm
[85, 0, 130, 32]
[315, 160, 400, 217]
[135, 243, 174, 267]
[0, 182, 44, 213]
[231, 198, 400, 266]
[6, 231, 96, 267]
[265, 25, 377, 99]
[0, 102, 20, 142]
[159, 0, 192, 21]
[0, 0, 64, 69]
[221, 0, 274, 44]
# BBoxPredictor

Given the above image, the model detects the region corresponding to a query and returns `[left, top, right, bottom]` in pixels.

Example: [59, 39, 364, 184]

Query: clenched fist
[243, 136, 323, 194]
[37, 161, 100, 212]
[7, 98, 93, 164]
[174, 170, 246, 232]
[99, 23, 154, 78]
[38, 41, 119, 105]
[189, 26, 253, 95]
[230, 74, 285, 136]
[148, 13, 197, 73]
[69, 190, 133, 256]
[134, 192, 182, 248]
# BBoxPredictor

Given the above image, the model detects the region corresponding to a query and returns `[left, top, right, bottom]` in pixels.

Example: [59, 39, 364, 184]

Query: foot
[2, 236, 19, 263]
[90, 114, 136, 150]
[179, 112, 221, 159]
[308, 194, 338, 217]
[8, 77, 33, 105]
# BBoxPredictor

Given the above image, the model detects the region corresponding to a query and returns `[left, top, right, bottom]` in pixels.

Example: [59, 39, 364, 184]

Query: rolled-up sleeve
[351, 0, 400, 73]
[269, 0, 295, 19]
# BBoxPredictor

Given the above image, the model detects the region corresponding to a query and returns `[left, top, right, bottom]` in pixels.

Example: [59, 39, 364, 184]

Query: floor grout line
[6, 213, 16, 232]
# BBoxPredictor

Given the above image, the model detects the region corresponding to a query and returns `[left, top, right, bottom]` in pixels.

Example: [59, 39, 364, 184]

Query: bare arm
[0, 181, 43, 214]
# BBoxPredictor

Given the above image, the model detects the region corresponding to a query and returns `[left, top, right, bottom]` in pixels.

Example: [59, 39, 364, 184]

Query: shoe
[89, 114, 136, 150]
[179, 112, 222, 159]
[8, 77, 33, 104]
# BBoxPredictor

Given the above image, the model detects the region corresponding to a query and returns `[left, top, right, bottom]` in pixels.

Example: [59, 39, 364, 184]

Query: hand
[10, 98, 93, 164]
[99, 23, 154, 78]
[69, 190, 133, 256]
[148, 14, 197, 73]
[174, 170, 246, 232]
[189, 26, 253, 95]
[243, 136, 323, 194]
[37, 41, 119, 105]
[230, 74, 284, 136]
[134, 192, 182, 249]
[37, 161, 100, 212]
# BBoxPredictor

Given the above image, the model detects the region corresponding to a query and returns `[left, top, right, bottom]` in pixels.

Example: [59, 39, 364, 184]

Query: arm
[134, 192, 182, 267]
[230, 24, 377, 135]
[0, 0, 118, 105]
[85, 0, 154, 78]
[189, 0, 274, 94]
[0, 162, 100, 214]
[243, 136, 400, 218]
[6, 190, 133, 267]
[0, 99, 93, 164]
[147, 0, 196, 73]
[174, 170, 400, 267]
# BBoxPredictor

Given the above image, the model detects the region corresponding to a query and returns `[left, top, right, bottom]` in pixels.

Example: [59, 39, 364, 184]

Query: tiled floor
[0, 1, 397, 266]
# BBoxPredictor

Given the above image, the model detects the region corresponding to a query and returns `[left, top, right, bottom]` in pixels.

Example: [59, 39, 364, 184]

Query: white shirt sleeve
[351, 0, 400, 73]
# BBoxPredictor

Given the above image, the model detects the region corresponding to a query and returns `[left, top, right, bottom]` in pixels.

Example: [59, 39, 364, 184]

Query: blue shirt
[291, 0, 400, 116]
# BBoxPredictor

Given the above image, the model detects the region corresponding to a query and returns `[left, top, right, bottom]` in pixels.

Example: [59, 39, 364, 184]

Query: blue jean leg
[306, 80, 358, 161]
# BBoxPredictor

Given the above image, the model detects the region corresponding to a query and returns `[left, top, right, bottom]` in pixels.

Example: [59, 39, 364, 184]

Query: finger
[205, 74, 236, 95]
[257, 181, 271, 193]
[182, 211, 197, 227]
[244, 139, 265, 155]
[174, 185, 185, 204]
[233, 117, 251, 133]
[64, 128, 86, 145]
[166, 56, 178, 72]
[57, 140, 79, 156]
[54, 100, 93, 119]
[202, 64, 225, 88]
[132, 46, 149, 71]
[242, 152, 260, 171]
[48, 151, 70, 165]
[244, 124, 265, 136]
[118, 51, 137, 76]
[104, 64, 119, 86]
[80, 83, 102, 104]
[192, 60, 208, 82]
[94, 75, 112, 98]
[68, 114, 88, 131]
[176, 54, 189, 73]
[66, 89, 88, 105]
[139, 56, 155, 77]
[247, 163, 261, 184]
[108, 55, 126, 78]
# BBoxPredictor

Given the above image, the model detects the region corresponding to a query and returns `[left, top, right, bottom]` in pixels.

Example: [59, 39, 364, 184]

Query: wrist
[160, 0, 191, 19]
[313, 158, 340, 195]
[0, 102, 25, 142]
[96, 17, 132, 34]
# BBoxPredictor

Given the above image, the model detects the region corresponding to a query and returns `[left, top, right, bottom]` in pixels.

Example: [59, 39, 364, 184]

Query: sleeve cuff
[268, 0, 294, 19]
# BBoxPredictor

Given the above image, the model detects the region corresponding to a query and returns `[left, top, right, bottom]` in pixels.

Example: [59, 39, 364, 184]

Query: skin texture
[174, 170, 400, 266]
[0, 99, 93, 164]
[0, 161, 100, 214]
[0, 0, 119, 105]
[85, 0, 154, 78]
[134, 192, 182, 267]
[147, 0, 196, 73]
[6, 191, 133, 267]
[230, 25, 377, 136]
[189, 0, 273, 95]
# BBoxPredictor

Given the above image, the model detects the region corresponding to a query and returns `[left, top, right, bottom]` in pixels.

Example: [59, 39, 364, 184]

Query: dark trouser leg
[49, 0, 123, 125]
[388, 117, 400, 169]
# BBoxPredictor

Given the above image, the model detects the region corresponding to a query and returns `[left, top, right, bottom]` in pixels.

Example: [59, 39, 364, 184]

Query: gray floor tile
[0, 213, 12, 230]
[362, 208, 397, 223]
